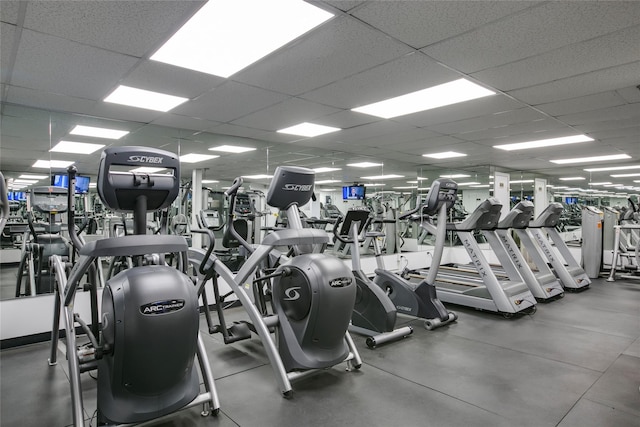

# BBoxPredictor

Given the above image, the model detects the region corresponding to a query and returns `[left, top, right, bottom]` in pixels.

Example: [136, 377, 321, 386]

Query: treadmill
[415, 198, 537, 317]
[490, 201, 565, 301]
[514, 203, 590, 291]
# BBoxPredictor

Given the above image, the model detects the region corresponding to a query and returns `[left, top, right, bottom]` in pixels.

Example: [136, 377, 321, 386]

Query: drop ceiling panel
[574, 117, 640, 134]
[428, 108, 547, 136]
[230, 98, 341, 131]
[352, 1, 536, 49]
[508, 61, 640, 105]
[5, 85, 97, 115]
[422, 1, 640, 73]
[11, 29, 138, 100]
[301, 52, 458, 109]
[173, 81, 289, 123]
[23, 1, 205, 57]
[0, 1, 20, 24]
[392, 95, 524, 128]
[472, 24, 640, 91]
[149, 113, 221, 132]
[354, 127, 443, 149]
[328, 120, 417, 145]
[87, 101, 165, 124]
[556, 104, 640, 126]
[397, 136, 466, 152]
[591, 126, 640, 140]
[233, 16, 412, 95]
[1, 23, 18, 85]
[313, 110, 378, 129]
[535, 91, 628, 117]
[455, 118, 567, 142]
[617, 86, 640, 103]
[208, 123, 281, 142]
[318, 1, 365, 13]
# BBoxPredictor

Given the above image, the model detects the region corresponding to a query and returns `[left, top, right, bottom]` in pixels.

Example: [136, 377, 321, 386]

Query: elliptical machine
[332, 210, 413, 347]
[48, 147, 219, 426]
[376, 179, 458, 330]
[189, 166, 361, 397]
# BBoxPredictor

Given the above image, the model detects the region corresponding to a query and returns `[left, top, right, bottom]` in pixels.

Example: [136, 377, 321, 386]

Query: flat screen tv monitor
[342, 185, 365, 200]
[564, 196, 578, 205]
[52, 174, 90, 194]
[11, 191, 26, 201]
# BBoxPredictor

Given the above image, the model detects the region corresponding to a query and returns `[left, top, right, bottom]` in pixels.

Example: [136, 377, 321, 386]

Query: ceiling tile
[233, 15, 411, 95]
[508, 61, 640, 105]
[557, 104, 640, 126]
[230, 98, 341, 131]
[173, 81, 289, 123]
[0, 1, 21, 25]
[1, 23, 17, 84]
[5, 85, 97, 115]
[149, 113, 221, 132]
[428, 108, 546, 136]
[353, 1, 536, 48]
[423, 2, 640, 73]
[574, 117, 640, 134]
[23, 1, 205, 57]
[536, 91, 628, 117]
[616, 86, 640, 103]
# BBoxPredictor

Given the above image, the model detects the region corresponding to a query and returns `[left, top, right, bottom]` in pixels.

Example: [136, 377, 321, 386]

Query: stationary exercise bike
[376, 179, 458, 330]
[332, 209, 413, 347]
[189, 165, 361, 396]
[48, 147, 219, 426]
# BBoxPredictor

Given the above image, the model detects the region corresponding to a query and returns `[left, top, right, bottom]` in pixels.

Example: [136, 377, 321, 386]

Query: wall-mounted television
[9, 191, 26, 201]
[564, 196, 578, 205]
[342, 185, 366, 200]
[52, 174, 90, 194]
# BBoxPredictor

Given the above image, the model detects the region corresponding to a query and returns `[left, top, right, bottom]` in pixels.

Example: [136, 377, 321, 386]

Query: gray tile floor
[1, 276, 639, 427]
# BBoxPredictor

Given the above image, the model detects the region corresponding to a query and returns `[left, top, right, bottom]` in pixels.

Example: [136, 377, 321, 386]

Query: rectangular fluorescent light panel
[610, 173, 640, 178]
[440, 174, 470, 179]
[313, 167, 341, 173]
[470, 184, 490, 188]
[104, 85, 188, 112]
[360, 174, 404, 180]
[150, 0, 333, 78]
[277, 122, 341, 137]
[510, 179, 534, 184]
[364, 183, 385, 187]
[19, 174, 48, 179]
[202, 180, 219, 184]
[493, 134, 593, 151]
[423, 151, 466, 159]
[589, 182, 612, 186]
[457, 182, 481, 186]
[352, 79, 494, 119]
[559, 177, 586, 181]
[70, 125, 129, 139]
[209, 145, 256, 153]
[347, 162, 382, 168]
[13, 179, 39, 184]
[32, 160, 74, 169]
[50, 140, 105, 154]
[242, 174, 272, 179]
[393, 186, 417, 190]
[179, 153, 219, 163]
[550, 154, 631, 164]
[584, 165, 640, 172]
[315, 179, 340, 184]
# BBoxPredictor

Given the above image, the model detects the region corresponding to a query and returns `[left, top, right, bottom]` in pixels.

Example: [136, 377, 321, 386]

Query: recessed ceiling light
[584, 165, 640, 172]
[634, 180, 640, 183]
[242, 174, 272, 180]
[423, 151, 467, 159]
[347, 162, 382, 168]
[209, 145, 256, 153]
[610, 172, 640, 178]
[364, 183, 385, 187]
[179, 153, 219, 163]
[130, 167, 167, 173]
[510, 179, 535, 184]
[559, 177, 586, 181]
[277, 122, 341, 137]
[150, 0, 333, 78]
[551, 186, 568, 189]
[470, 184, 490, 188]
[550, 154, 631, 164]
[104, 85, 188, 112]
[603, 183, 624, 187]
[202, 179, 219, 184]
[12, 179, 39, 184]
[417, 177, 429, 181]
[33, 160, 74, 169]
[457, 181, 482, 186]
[393, 186, 418, 190]
[493, 134, 593, 151]
[313, 167, 341, 173]
[19, 174, 48, 179]
[70, 125, 129, 140]
[88, 183, 97, 188]
[588, 182, 612, 186]
[315, 179, 340, 184]
[351, 78, 495, 119]
[50, 140, 105, 154]
[361, 174, 404, 180]
[406, 181, 418, 184]
[440, 174, 470, 179]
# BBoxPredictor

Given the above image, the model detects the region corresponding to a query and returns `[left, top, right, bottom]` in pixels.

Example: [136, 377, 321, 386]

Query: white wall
[462, 189, 490, 213]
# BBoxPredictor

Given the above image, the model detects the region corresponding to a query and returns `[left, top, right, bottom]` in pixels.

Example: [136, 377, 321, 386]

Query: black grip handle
[224, 177, 243, 197]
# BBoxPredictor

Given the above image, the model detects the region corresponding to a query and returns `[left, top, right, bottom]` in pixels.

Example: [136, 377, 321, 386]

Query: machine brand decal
[533, 232, 555, 262]
[140, 299, 185, 315]
[464, 239, 488, 277]
[396, 305, 412, 313]
[329, 277, 352, 287]
[283, 287, 301, 301]
[499, 234, 523, 268]
[128, 155, 164, 164]
[282, 184, 313, 192]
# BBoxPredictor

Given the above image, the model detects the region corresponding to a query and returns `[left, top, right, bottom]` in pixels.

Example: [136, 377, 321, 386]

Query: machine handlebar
[224, 177, 243, 197]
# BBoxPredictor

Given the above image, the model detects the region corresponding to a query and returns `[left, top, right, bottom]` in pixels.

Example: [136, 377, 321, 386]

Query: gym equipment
[490, 201, 564, 301]
[607, 223, 640, 282]
[516, 203, 590, 290]
[48, 147, 219, 426]
[0, 172, 8, 235]
[189, 166, 361, 397]
[15, 186, 71, 296]
[372, 181, 458, 328]
[581, 206, 603, 278]
[411, 185, 537, 317]
[332, 210, 413, 347]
